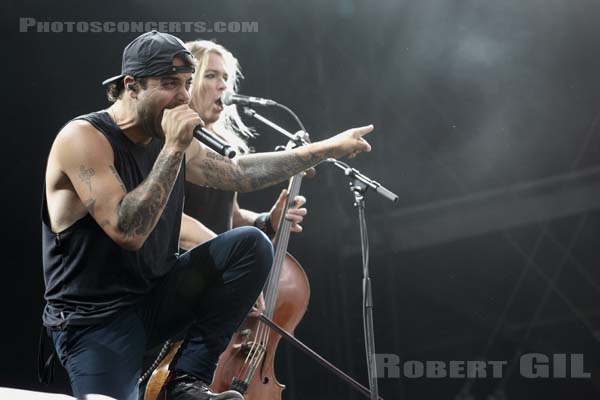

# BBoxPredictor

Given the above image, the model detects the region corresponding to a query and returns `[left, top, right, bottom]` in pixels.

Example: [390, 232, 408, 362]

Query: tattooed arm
[47, 120, 184, 250]
[184, 125, 374, 192]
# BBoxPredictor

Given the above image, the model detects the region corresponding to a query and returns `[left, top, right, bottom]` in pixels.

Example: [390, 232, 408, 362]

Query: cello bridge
[232, 341, 267, 356]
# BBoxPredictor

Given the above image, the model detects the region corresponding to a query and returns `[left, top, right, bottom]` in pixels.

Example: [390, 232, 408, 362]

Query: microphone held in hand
[221, 91, 277, 107]
[193, 126, 236, 159]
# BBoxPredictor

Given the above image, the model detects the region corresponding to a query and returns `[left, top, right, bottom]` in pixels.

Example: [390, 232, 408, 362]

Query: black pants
[51, 226, 273, 400]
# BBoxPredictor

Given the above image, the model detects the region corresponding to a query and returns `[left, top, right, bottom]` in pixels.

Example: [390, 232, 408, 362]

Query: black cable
[274, 102, 308, 139]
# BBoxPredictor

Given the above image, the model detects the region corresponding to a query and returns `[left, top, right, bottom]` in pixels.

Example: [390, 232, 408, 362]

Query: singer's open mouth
[214, 97, 224, 112]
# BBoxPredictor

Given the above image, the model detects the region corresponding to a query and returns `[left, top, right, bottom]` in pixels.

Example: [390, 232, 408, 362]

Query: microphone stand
[244, 107, 398, 400]
[327, 158, 398, 400]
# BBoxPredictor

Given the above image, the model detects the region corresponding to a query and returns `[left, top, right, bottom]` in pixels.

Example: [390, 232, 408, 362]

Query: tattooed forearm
[109, 165, 127, 193]
[116, 148, 184, 239]
[242, 147, 336, 190]
[188, 144, 336, 192]
[232, 149, 335, 192]
[79, 165, 95, 192]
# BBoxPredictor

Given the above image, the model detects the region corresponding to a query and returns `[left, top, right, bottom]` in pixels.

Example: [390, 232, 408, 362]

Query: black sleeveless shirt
[41, 111, 185, 329]
[184, 184, 234, 234]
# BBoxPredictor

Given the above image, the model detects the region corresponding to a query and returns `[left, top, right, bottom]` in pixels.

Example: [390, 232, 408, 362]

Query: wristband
[254, 212, 276, 238]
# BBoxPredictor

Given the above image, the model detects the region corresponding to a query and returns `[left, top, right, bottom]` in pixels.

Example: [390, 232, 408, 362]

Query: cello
[144, 140, 310, 400]
[210, 163, 310, 398]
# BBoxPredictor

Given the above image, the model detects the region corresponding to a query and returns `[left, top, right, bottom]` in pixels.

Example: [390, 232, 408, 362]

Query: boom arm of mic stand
[243, 107, 310, 144]
[323, 159, 399, 203]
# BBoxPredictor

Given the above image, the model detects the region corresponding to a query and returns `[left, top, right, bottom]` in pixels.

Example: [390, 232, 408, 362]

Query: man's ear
[123, 76, 138, 99]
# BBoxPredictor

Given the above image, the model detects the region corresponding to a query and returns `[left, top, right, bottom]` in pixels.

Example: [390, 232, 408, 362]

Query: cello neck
[263, 172, 304, 318]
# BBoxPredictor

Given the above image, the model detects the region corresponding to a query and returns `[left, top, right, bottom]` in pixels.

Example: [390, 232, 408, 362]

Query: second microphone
[193, 126, 237, 159]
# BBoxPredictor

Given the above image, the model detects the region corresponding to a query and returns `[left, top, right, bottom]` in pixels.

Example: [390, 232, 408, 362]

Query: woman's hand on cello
[269, 189, 307, 233]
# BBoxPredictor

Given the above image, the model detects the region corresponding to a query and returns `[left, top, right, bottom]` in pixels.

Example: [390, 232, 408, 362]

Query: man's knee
[231, 226, 273, 272]
[232, 226, 272, 250]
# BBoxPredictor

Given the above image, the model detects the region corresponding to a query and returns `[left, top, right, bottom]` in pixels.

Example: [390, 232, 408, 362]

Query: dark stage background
[2, 0, 600, 399]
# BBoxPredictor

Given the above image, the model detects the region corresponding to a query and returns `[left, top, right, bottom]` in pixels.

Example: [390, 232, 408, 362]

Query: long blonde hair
[185, 40, 255, 154]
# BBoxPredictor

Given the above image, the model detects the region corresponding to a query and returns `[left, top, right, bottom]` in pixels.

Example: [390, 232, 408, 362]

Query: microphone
[193, 126, 236, 159]
[221, 91, 277, 107]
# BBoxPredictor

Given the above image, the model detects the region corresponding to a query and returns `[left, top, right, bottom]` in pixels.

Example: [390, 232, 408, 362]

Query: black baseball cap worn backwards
[102, 30, 195, 86]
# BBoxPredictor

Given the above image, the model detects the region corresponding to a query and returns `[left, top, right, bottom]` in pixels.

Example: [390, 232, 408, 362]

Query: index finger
[352, 124, 374, 138]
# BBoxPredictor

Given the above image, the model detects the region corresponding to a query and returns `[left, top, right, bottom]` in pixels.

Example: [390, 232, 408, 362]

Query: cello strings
[238, 326, 268, 382]
[236, 224, 288, 381]
[237, 172, 304, 385]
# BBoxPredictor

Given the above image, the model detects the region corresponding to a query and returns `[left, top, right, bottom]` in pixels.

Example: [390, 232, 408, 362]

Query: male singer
[41, 30, 373, 400]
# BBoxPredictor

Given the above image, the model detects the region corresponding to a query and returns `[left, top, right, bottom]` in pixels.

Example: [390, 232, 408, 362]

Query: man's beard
[139, 102, 164, 139]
